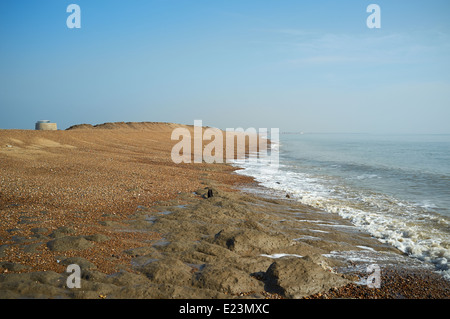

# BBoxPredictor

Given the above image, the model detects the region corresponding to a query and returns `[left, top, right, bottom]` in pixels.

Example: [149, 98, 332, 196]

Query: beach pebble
[0, 245, 9, 258]
[31, 227, 49, 235]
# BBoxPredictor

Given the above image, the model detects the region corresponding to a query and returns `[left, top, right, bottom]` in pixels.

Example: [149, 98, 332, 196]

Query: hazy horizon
[1, 0, 449, 134]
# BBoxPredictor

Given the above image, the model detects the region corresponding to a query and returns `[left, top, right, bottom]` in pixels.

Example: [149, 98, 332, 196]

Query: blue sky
[1, 0, 449, 133]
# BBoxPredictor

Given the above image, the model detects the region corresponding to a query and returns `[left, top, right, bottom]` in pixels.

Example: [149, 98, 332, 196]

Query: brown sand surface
[0, 123, 247, 275]
[0, 123, 449, 299]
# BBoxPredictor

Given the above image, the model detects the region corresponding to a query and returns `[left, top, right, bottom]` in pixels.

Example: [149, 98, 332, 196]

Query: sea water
[234, 133, 450, 278]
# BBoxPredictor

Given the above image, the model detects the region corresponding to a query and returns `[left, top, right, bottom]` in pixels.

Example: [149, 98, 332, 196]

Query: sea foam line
[233, 156, 450, 279]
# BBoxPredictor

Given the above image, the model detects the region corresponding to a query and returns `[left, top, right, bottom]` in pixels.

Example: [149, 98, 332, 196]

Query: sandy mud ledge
[3, 180, 447, 299]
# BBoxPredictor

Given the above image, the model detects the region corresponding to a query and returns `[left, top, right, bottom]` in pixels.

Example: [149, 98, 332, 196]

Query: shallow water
[234, 133, 450, 278]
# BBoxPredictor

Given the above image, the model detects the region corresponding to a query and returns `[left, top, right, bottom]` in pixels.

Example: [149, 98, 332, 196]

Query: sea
[233, 133, 450, 278]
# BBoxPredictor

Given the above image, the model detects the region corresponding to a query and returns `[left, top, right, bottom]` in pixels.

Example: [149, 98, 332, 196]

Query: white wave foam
[323, 250, 436, 274]
[233, 156, 450, 279]
[294, 236, 321, 241]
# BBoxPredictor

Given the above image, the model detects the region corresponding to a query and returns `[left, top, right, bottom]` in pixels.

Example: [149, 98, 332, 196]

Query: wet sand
[0, 123, 449, 299]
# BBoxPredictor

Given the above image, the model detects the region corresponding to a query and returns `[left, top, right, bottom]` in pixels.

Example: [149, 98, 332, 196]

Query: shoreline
[0, 126, 449, 299]
[234, 181, 450, 299]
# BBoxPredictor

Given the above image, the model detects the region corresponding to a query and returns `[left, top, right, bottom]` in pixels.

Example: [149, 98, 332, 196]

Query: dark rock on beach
[46, 236, 95, 252]
[195, 262, 264, 294]
[84, 234, 110, 243]
[0, 261, 29, 272]
[139, 258, 193, 286]
[263, 256, 349, 298]
[49, 226, 75, 239]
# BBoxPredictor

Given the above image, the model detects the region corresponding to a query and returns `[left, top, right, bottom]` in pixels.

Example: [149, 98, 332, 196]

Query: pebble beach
[0, 122, 449, 299]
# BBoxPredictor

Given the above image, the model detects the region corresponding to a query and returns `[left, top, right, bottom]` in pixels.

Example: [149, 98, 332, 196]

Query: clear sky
[1, 0, 449, 133]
